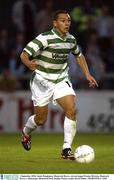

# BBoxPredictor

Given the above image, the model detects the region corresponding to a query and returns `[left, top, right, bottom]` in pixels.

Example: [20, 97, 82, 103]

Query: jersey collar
[52, 27, 68, 40]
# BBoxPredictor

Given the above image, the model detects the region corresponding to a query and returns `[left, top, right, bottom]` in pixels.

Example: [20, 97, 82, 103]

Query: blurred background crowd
[0, 0, 114, 91]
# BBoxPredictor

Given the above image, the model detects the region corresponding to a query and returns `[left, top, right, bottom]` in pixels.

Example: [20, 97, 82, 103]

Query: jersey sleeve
[71, 39, 82, 57]
[23, 34, 48, 57]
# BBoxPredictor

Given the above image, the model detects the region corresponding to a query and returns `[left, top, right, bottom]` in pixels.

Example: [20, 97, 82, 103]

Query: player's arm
[76, 54, 98, 88]
[71, 38, 98, 88]
[20, 51, 38, 71]
[20, 34, 47, 71]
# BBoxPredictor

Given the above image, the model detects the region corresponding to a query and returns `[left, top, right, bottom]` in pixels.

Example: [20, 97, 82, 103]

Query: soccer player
[20, 10, 98, 160]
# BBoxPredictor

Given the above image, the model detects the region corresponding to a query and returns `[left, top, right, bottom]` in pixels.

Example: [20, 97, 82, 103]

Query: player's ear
[53, 20, 56, 27]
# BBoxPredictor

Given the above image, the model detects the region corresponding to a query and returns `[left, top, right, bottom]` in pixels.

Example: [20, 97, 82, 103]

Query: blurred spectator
[9, 48, 25, 77]
[9, 32, 26, 74]
[0, 71, 17, 92]
[0, 29, 10, 73]
[86, 31, 105, 87]
[35, 0, 54, 35]
[78, 17, 96, 54]
[93, 5, 114, 38]
[82, 0, 95, 15]
[12, 0, 25, 32]
[12, 0, 36, 43]
[107, 37, 114, 73]
[23, 0, 37, 43]
[9, 49, 31, 89]
[70, 0, 96, 37]
[15, 32, 25, 54]
[92, 5, 114, 69]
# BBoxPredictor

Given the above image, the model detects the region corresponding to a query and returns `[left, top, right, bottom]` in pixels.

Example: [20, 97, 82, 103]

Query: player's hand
[27, 60, 39, 71]
[86, 73, 99, 88]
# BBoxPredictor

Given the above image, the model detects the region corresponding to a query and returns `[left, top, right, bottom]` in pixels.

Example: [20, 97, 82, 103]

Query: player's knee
[66, 106, 77, 120]
[35, 114, 47, 126]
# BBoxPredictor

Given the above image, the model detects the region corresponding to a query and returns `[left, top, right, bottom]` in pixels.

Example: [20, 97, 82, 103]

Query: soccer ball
[74, 145, 95, 163]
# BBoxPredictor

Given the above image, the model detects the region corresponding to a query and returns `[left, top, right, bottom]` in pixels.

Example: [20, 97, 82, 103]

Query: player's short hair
[53, 10, 69, 20]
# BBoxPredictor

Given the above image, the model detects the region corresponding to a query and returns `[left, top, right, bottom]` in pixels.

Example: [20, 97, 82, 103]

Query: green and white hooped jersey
[24, 28, 81, 83]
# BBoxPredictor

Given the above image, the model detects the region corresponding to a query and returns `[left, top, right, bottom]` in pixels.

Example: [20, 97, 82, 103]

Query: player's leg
[56, 95, 77, 160]
[23, 105, 48, 135]
[21, 73, 52, 151]
[22, 105, 48, 151]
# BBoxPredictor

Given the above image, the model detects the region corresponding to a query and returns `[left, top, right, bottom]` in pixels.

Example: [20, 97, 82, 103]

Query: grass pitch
[0, 133, 114, 174]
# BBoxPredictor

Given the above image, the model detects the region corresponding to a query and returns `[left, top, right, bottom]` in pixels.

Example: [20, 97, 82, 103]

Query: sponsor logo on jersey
[52, 53, 67, 59]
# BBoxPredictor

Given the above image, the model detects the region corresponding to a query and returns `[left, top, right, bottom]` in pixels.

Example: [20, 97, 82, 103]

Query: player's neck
[60, 33, 66, 39]
[53, 27, 67, 40]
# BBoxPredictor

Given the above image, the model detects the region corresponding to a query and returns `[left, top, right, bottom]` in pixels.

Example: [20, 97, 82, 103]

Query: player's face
[54, 13, 71, 36]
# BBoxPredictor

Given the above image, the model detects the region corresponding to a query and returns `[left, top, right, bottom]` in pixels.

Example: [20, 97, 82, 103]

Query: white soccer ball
[74, 145, 95, 163]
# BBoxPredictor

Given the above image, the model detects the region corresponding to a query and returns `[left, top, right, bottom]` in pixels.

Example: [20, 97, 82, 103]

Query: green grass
[0, 133, 114, 174]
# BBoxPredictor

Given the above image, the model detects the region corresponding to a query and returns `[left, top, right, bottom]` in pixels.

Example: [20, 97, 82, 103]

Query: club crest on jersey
[52, 53, 67, 59]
